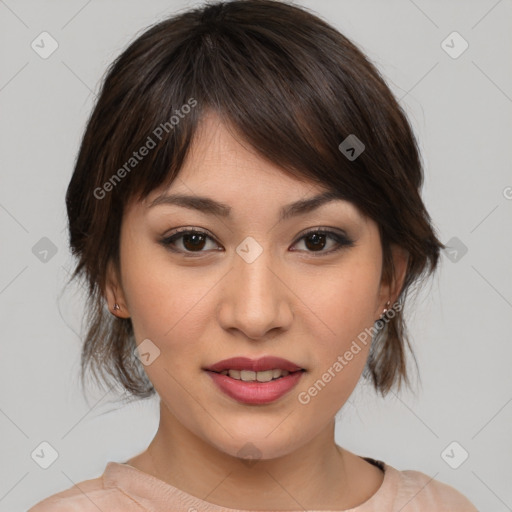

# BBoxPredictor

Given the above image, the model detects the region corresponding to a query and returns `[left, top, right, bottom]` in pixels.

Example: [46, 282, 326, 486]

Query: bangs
[88, 2, 408, 226]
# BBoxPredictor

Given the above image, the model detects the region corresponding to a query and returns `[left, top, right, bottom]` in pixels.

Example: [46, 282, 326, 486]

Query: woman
[29, 0, 478, 510]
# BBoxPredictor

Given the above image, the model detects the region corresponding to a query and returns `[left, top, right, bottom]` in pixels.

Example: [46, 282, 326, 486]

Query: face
[106, 112, 406, 461]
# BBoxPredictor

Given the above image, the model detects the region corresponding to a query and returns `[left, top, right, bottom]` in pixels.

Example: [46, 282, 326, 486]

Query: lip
[204, 356, 304, 373]
[205, 369, 305, 405]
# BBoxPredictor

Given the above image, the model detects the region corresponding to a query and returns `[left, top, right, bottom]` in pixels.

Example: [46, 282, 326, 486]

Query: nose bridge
[220, 236, 292, 338]
[235, 237, 279, 309]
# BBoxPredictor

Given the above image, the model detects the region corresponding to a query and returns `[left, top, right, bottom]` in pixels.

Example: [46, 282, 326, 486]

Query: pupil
[305, 233, 325, 251]
[184, 234, 205, 251]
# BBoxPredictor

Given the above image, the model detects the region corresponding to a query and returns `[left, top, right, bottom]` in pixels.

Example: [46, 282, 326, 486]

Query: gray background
[1, 0, 511, 510]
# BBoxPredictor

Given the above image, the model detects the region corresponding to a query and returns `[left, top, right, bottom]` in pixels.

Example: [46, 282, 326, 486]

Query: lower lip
[205, 370, 305, 405]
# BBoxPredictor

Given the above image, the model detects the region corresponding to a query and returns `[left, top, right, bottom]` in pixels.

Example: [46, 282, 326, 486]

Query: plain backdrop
[1, 1, 511, 510]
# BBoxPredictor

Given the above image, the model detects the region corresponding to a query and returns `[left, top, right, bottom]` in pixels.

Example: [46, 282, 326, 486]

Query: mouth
[203, 356, 306, 405]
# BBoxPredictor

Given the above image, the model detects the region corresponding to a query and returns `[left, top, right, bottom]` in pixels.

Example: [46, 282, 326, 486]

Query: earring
[112, 303, 120, 311]
[381, 300, 391, 317]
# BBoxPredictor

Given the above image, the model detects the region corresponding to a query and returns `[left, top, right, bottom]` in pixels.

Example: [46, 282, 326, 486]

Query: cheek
[303, 253, 381, 340]
[297, 255, 380, 396]
[119, 238, 211, 346]
[122, 257, 216, 406]
[126, 273, 213, 352]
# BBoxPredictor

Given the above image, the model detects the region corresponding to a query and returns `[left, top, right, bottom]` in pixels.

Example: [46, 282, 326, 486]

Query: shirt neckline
[103, 455, 398, 511]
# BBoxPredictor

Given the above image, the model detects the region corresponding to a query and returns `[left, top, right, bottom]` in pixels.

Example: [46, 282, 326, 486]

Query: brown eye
[181, 232, 207, 251]
[160, 229, 219, 255]
[292, 229, 354, 256]
[304, 232, 328, 251]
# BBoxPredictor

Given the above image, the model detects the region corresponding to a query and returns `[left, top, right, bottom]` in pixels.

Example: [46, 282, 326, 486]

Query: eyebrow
[147, 190, 347, 221]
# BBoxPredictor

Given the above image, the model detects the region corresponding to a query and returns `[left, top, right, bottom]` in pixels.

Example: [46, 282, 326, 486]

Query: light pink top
[28, 457, 479, 511]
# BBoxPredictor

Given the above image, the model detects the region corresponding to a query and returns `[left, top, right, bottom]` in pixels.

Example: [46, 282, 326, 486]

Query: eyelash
[159, 227, 355, 257]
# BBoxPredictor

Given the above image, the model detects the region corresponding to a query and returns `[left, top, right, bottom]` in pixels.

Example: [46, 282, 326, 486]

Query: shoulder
[392, 467, 479, 511]
[27, 474, 143, 512]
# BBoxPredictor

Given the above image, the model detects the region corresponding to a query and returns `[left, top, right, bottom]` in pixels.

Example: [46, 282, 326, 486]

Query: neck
[134, 402, 369, 510]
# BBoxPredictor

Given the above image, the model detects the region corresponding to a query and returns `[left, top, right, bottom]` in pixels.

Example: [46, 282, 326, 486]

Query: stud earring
[112, 303, 120, 311]
[381, 300, 391, 317]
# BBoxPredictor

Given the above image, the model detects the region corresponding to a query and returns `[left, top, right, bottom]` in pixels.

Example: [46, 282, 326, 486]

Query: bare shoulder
[397, 469, 479, 511]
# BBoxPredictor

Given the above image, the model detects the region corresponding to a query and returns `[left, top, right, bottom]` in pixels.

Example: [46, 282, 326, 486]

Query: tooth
[240, 370, 256, 381]
[228, 369, 241, 379]
[256, 370, 274, 382]
[223, 369, 294, 381]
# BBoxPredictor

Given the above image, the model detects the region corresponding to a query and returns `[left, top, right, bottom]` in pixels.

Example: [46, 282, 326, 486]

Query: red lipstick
[203, 356, 305, 405]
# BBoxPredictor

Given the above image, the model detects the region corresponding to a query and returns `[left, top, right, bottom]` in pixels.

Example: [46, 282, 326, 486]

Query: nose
[216, 243, 294, 341]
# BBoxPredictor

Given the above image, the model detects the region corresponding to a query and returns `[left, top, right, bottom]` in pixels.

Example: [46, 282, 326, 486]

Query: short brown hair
[65, 0, 444, 402]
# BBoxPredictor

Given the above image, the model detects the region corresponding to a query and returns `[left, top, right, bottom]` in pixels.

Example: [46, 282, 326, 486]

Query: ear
[104, 259, 131, 319]
[375, 244, 409, 319]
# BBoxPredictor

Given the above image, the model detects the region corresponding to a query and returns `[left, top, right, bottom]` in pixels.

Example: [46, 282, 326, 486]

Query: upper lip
[204, 356, 304, 373]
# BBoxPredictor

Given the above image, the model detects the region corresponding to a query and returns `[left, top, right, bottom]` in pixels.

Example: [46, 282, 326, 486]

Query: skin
[105, 112, 408, 510]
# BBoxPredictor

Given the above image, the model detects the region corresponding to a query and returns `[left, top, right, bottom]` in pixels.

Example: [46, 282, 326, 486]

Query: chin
[205, 427, 306, 463]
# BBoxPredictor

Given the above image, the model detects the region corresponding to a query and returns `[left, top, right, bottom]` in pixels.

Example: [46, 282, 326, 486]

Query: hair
[65, 0, 444, 403]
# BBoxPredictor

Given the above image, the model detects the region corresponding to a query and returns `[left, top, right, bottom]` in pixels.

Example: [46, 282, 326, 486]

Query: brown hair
[65, 0, 444, 402]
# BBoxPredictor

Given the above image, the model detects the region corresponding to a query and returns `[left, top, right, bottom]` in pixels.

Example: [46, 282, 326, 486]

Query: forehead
[145, 113, 324, 203]
[134, 112, 367, 227]
[179, 113, 297, 182]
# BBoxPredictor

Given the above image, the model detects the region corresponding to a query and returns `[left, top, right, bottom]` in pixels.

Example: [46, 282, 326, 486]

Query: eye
[159, 227, 354, 257]
[291, 228, 355, 256]
[160, 228, 219, 255]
